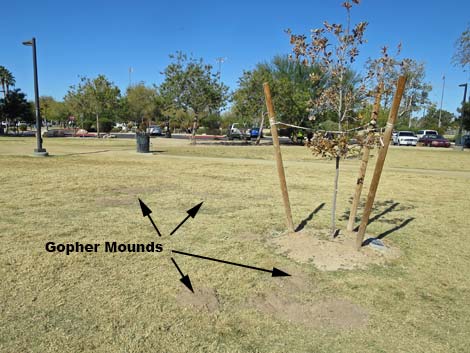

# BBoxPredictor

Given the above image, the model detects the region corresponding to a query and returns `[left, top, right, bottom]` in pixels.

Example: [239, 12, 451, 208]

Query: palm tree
[0, 66, 16, 97]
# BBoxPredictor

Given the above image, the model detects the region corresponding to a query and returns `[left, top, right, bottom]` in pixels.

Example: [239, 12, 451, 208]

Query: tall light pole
[215, 57, 226, 84]
[215, 57, 226, 117]
[458, 83, 467, 149]
[438, 75, 445, 129]
[128, 67, 133, 88]
[23, 37, 48, 156]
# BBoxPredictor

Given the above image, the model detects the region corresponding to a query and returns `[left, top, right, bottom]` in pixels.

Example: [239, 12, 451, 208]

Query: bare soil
[250, 294, 369, 329]
[176, 287, 220, 312]
[271, 229, 401, 271]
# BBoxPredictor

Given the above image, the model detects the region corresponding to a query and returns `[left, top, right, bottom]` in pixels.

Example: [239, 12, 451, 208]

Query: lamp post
[22, 37, 48, 156]
[458, 83, 467, 149]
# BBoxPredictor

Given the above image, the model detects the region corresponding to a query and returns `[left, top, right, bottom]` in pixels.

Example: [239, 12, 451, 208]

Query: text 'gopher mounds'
[45, 241, 163, 255]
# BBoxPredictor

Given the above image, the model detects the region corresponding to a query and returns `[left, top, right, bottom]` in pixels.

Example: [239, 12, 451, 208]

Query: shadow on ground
[296, 203, 325, 232]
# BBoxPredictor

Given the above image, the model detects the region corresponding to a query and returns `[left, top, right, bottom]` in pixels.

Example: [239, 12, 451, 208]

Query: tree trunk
[190, 114, 198, 145]
[96, 113, 100, 138]
[331, 156, 340, 237]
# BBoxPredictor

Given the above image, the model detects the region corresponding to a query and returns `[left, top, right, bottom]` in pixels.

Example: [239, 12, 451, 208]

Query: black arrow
[138, 198, 162, 237]
[170, 202, 203, 235]
[171, 249, 290, 277]
[171, 257, 194, 293]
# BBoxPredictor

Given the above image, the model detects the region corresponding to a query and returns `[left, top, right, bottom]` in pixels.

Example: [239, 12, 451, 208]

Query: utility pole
[215, 57, 226, 117]
[215, 57, 226, 84]
[438, 75, 445, 129]
[128, 67, 133, 88]
[458, 83, 468, 149]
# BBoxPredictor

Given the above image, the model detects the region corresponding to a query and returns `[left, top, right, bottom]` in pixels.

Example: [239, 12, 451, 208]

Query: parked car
[392, 131, 418, 146]
[227, 123, 250, 140]
[416, 129, 438, 140]
[248, 127, 263, 139]
[147, 125, 162, 136]
[419, 134, 450, 148]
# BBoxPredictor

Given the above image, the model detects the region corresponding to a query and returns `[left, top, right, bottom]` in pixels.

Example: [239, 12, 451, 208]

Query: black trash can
[136, 132, 150, 153]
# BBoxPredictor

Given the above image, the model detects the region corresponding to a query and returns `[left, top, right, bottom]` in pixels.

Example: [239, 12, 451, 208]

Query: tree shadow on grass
[362, 217, 415, 246]
[295, 203, 325, 232]
[341, 199, 416, 232]
[376, 217, 415, 240]
[353, 202, 400, 231]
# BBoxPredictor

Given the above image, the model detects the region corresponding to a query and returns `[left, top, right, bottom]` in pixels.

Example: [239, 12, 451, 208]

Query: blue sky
[1, 0, 469, 115]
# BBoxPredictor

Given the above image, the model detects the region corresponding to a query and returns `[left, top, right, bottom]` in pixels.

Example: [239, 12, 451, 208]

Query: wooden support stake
[347, 84, 383, 232]
[263, 82, 295, 233]
[356, 76, 407, 249]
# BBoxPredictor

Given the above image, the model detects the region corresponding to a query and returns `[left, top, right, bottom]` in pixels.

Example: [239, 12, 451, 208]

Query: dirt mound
[176, 287, 220, 312]
[271, 229, 400, 271]
[251, 293, 368, 329]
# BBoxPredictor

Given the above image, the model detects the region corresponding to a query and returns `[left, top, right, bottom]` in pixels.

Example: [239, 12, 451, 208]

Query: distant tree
[64, 75, 121, 135]
[0, 89, 34, 132]
[452, 24, 470, 71]
[419, 104, 454, 133]
[365, 48, 432, 129]
[126, 83, 160, 126]
[40, 96, 69, 127]
[232, 64, 272, 126]
[397, 59, 432, 128]
[0, 66, 15, 97]
[232, 55, 323, 128]
[159, 52, 229, 144]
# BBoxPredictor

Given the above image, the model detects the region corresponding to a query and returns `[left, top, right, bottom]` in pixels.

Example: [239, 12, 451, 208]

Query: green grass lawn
[1, 136, 469, 352]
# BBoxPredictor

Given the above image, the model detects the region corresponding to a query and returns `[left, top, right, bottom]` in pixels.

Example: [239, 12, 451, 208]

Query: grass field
[1, 136, 470, 352]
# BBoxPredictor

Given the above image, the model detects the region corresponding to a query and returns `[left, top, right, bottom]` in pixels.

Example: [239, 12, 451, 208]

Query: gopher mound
[251, 294, 368, 329]
[271, 229, 400, 271]
[176, 287, 220, 312]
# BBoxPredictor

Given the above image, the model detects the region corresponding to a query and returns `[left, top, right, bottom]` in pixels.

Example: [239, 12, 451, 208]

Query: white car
[393, 131, 418, 146]
[416, 129, 438, 140]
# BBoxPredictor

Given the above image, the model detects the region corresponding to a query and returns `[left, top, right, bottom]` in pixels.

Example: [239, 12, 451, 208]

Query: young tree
[287, 0, 368, 236]
[159, 52, 229, 144]
[287, 0, 368, 131]
[0, 66, 15, 97]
